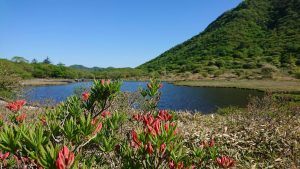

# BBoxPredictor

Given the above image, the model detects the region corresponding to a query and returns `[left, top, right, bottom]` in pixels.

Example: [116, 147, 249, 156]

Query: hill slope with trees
[138, 0, 300, 79]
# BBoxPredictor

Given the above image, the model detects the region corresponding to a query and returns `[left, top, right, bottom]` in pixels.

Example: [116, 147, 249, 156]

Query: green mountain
[138, 0, 300, 77]
[69, 64, 104, 71]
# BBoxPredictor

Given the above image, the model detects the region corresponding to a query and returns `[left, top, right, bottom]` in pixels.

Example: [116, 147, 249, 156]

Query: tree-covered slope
[138, 0, 300, 76]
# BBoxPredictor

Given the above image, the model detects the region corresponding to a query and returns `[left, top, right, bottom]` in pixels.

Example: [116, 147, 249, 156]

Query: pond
[24, 81, 264, 113]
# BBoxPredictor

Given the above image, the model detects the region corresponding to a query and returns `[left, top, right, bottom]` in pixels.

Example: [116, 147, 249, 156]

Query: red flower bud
[56, 146, 75, 169]
[177, 161, 184, 169]
[164, 123, 169, 132]
[168, 161, 175, 169]
[145, 124, 156, 136]
[16, 113, 27, 123]
[209, 139, 215, 147]
[91, 117, 98, 125]
[145, 142, 154, 155]
[93, 122, 103, 135]
[132, 114, 141, 121]
[131, 130, 141, 148]
[152, 119, 161, 135]
[101, 111, 111, 118]
[160, 143, 166, 154]
[216, 156, 235, 168]
[81, 92, 90, 101]
[40, 116, 47, 125]
[158, 110, 172, 121]
[6, 100, 26, 112]
[142, 114, 154, 126]
[0, 152, 10, 160]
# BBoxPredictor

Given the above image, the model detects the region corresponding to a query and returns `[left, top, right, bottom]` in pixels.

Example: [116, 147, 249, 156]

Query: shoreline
[173, 79, 300, 93]
[21, 78, 300, 94]
[21, 78, 92, 86]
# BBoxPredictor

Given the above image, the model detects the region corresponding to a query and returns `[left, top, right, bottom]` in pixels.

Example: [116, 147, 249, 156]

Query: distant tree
[280, 54, 295, 66]
[43, 56, 51, 64]
[31, 58, 38, 64]
[11, 56, 28, 63]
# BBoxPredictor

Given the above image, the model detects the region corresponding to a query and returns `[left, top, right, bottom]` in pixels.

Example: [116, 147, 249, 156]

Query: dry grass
[177, 95, 300, 168]
[174, 79, 300, 93]
[21, 79, 75, 86]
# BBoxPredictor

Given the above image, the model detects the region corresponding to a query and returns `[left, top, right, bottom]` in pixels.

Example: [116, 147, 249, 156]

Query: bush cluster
[0, 79, 235, 168]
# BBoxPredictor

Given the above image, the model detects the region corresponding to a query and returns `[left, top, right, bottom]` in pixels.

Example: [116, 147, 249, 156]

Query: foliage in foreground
[0, 79, 235, 168]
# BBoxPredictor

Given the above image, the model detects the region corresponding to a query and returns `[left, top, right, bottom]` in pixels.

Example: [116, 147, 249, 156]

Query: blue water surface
[24, 81, 263, 113]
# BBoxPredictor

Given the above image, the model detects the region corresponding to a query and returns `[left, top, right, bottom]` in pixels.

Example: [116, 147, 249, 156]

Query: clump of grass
[216, 106, 243, 115]
[177, 94, 300, 168]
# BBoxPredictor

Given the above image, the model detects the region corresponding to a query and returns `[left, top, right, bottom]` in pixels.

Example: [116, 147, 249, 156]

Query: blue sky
[0, 0, 242, 68]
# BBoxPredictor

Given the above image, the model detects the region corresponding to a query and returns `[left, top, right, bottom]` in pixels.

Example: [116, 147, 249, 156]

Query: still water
[24, 81, 263, 113]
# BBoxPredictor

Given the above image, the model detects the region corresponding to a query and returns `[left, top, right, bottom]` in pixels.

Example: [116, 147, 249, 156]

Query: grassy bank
[21, 78, 76, 86]
[174, 79, 300, 93]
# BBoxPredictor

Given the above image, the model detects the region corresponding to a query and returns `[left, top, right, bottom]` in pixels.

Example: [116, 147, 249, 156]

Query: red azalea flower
[81, 92, 90, 101]
[142, 114, 154, 126]
[40, 116, 47, 125]
[56, 146, 75, 169]
[158, 110, 172, 121]
[168, 161, 175, 169]
[144, 124, 156, 136]
[152, 119, 161, 135]
[132, 114, 142, 121]
[93, 122, 102, 135]
[91, 117, 98, 125]
[190, 164, 196, 169]
[216, 156, 235, 168]
[144, 142, 154, 155]
[200, 138, 215, 148]
[164, 123, 169, 132]
[16, 112, 27, 123]
[2, 160, 7, 167]
[101, 79, 110, 85]
[160, 143, 166, 154]
[0, 152, 10, 160]
[131, 130, 141, 148]
[101, 111, 111, 118]
[6, 100, 26, 112]
[170, 122, 178, 135]
[177, 161, 184, 169]
[209, 138, 215, 147]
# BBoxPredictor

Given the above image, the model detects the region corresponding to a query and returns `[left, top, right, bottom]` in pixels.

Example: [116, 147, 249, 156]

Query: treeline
[0, 57, 147, 80]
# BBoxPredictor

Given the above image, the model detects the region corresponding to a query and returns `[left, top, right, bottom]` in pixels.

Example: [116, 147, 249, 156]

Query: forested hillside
[138, 0, 300, 78]
[0, 58, 94, 79]
[0, 57, 146, 80]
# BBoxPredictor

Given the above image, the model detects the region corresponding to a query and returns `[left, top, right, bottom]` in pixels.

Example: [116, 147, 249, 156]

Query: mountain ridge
[138, 0, 300, 77]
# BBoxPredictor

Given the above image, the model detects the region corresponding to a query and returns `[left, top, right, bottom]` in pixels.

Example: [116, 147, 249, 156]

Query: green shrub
[260, 64, 278, 78]
[294, 70, 300, 79]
